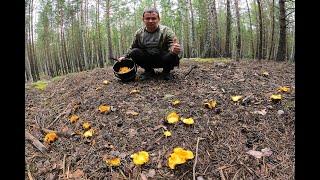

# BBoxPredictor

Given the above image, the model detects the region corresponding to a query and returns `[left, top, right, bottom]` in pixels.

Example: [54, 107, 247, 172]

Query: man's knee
[130, 48, 144, 56]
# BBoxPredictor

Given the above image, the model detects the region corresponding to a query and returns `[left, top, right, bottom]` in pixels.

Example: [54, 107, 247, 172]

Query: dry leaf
[126, 110, 139, 116]
[103, 80, 109, 85]
[262, 71, 269, 77]
[146, 169, 156, 178]
[231, 96, 242, 102]
[246, 150, 263, 158]
[140, 173, 148, 180]
[247, 148, 273, 159]
[163, 94, 175, 99]
[69, 114, 79, 123]
[253, 109, 267, 116]
[130, 89, 140, 94]
[261, 148, 273, 157]
[98, 105, 111, 113]
[204, 100, 217, 109]
[69, 169, 84, 179]
[62, 126, 69, 133]
[166, 111, 179, 124]
[153, 125, 167, 131]
[95, 87, 102, 91]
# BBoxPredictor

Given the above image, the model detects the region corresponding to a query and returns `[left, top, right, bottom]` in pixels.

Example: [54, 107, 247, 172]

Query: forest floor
[25, 58, 295, 180]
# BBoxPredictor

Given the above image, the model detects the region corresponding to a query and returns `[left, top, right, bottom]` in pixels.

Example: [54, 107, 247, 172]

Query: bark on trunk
[276, 0, 287, 61]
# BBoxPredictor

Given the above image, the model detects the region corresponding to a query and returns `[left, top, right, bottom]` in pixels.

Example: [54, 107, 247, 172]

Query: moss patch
[32, 80, 48, 91]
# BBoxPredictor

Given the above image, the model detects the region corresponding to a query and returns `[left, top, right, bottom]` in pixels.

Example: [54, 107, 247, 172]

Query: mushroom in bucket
[112, 58, 137, 82]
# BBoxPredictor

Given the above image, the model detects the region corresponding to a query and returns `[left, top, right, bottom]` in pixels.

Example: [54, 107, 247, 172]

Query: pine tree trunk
[80, 0, 88, 69]
[257, 0, 263, 60]
[202, 0, 213, 58]
[268, 0, 275, 60]
[96, 0, 104, 68]
[225, 0, 232, 58]
[29, 0, 40, 81]
[106, 0, 114, 64]
[276, 0, 286, 61]
[212, 0, 220, 57]
[234, 0, 241, 61]
[245, 0, 255, 59]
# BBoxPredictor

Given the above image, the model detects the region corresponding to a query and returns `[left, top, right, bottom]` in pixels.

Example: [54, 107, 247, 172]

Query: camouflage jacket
[124, 24, 181, 58]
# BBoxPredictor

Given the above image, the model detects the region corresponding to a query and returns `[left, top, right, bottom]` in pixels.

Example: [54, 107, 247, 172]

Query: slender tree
[268, 0, 275, 60]
[188, 0, 196, 57]
[256, 0, 263, 60]
[245, 0, 255, 59]
[276, 0, 286, 61]
[234, 0, 241, 61]
[225, 0, 232, 58]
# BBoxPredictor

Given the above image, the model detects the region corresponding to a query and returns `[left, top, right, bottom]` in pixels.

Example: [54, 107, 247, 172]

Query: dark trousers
[129, 48, 179, 72]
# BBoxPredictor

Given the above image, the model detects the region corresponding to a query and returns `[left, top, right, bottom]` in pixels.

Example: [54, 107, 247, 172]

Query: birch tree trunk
[188, 0, 196, 57]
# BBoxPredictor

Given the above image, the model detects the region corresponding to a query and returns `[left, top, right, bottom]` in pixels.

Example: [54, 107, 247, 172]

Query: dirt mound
[25, 59, 295, 179]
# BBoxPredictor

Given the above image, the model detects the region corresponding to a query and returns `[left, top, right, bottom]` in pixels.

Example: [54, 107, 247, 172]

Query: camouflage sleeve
[165, 27, 182, 59]
[165, 27, 175, 52]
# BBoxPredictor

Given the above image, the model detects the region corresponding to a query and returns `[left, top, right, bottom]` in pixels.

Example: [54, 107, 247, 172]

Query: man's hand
[170, 37, 181, 55]
[118, 56, 126, 62]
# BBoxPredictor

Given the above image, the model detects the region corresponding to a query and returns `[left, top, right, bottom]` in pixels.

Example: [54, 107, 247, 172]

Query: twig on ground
[239, 160, 260, 178]
[119, 168, 128, 179]
[62, 154, 66, 175]
[184, 65, 198, 78]
[157, 149, 163, 169]
[179, 170, 190, 180]
[219, 168, 226, 180]
[27, 165, 34, 180]
[193, 137, 205, 180]
[30, 124, 75, 138]
[66, 162, 70, 179]
[46, 103, 72, 129]
[25, 130, 48, 154]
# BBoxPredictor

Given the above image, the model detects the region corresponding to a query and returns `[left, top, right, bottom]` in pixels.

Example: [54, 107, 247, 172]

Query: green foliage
[32, 80, 48, 91]
[52, 76, 63, 82]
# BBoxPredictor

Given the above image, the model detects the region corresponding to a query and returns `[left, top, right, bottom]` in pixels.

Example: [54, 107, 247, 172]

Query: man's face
[143, 12, 160, 31]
